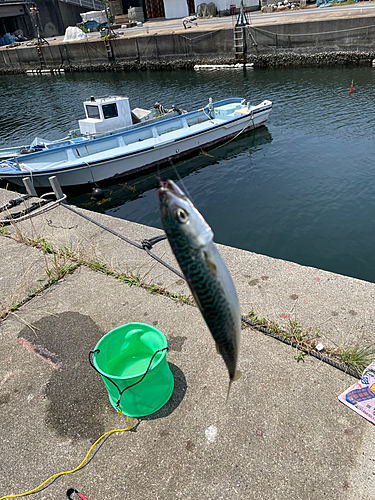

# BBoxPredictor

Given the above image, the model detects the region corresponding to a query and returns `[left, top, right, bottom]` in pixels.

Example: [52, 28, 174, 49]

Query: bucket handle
[89, 347, 168, 414]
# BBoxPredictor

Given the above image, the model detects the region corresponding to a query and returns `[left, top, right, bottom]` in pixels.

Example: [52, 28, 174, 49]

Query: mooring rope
[0, 193, 67, 225]
[61, 203, 184, 278]
[177, 29, 223, 42]
[61, 202, 360, 379]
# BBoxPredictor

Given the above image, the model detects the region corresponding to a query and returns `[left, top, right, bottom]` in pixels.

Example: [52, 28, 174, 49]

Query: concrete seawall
[2, 10, 375, 73]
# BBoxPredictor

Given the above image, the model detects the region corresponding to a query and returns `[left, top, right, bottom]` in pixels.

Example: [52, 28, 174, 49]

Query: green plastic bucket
[91, 323, 174, 417]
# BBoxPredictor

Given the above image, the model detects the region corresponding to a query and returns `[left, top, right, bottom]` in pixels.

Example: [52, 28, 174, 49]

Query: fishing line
[170, 161, 195, 205]
[157, 157, 195, 206]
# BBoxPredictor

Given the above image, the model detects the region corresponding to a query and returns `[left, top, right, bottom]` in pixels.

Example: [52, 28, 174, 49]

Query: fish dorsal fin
[204, 251, 217, 275]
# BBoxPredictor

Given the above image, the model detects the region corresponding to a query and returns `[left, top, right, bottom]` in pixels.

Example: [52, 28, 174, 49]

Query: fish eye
[175, 208, 188, 224]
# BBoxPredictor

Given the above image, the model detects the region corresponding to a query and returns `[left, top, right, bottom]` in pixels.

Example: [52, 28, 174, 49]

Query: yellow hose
[0, 416, 131, 499]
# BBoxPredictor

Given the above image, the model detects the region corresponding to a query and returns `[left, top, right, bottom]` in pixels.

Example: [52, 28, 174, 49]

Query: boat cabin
[78, 96, 134, 136]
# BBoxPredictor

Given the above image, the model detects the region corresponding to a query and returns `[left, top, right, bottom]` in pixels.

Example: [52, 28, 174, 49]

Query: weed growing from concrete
[170, 293, 191, 305]
[247, 308, 268, 327]
[88, 260, 107, 272]
[0, 230, 195, 321]
[147, 283, 163, 295]
[45, 259, 78, 284]
[338, 344, 375, 375]
[58, 246, 75, 258]
[246, 307, 374, 376]
[120, 273, 142, 286]
[294, 351, 305, 362]
[27, 235, 53, 253]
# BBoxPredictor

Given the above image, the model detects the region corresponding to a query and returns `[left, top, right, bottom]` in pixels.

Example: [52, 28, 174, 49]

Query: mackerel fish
[158, 179, 241, 397]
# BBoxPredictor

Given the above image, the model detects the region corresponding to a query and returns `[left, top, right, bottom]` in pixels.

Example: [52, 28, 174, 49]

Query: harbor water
[1, 66, 375, 283]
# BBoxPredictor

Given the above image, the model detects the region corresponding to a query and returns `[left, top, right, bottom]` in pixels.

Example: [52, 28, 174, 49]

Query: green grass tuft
[337, 344, 375, 375]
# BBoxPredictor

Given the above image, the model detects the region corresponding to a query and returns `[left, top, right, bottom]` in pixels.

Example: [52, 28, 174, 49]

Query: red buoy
[350, 80, 353, 93]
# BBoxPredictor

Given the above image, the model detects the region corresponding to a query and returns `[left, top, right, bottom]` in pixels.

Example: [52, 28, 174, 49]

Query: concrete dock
[0, 187, 374, 499]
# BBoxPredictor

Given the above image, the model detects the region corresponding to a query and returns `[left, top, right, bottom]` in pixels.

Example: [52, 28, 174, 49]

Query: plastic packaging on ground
[63, 26, 87, 42]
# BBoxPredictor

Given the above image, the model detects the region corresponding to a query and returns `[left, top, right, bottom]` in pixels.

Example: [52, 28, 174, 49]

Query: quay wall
[2, 15, 375, 73]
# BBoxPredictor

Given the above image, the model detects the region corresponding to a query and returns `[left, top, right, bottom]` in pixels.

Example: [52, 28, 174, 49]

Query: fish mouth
[158, 179, 186, 200]
[158, 179, 188, 219]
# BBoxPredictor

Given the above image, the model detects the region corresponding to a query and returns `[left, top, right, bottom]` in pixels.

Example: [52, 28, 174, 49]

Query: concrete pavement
[0, 187, 374, 499]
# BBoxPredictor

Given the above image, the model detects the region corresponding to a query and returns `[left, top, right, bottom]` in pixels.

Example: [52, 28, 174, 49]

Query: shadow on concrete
[129, 362, 187, 432]
[17, 311, 108, 443]
[17, 312, 187, 439]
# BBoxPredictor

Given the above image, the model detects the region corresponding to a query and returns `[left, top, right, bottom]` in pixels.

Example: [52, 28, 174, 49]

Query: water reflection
[69, 126, 273, 215]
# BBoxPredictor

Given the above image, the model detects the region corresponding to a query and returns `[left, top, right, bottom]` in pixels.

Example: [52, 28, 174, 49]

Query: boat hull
[1, 100, 271, 189]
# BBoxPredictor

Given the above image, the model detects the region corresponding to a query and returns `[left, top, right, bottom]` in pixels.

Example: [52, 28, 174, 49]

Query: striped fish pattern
[158, 179, 241, 397]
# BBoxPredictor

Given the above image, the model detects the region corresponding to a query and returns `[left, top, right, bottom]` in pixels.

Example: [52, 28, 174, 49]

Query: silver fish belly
[158, 179, 241, 394]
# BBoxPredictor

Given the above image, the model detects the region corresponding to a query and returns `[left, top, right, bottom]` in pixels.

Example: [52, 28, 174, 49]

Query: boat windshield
[86, 105, 100, 119]
[103, 103, 118, 119]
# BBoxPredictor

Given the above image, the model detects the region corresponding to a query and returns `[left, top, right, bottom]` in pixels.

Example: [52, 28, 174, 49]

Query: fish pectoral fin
[204, 251, 217, 276]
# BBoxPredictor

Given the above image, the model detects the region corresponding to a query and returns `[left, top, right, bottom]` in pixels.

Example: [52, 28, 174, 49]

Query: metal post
[48, 176, 66, 203]
[22, 177, 38, 197]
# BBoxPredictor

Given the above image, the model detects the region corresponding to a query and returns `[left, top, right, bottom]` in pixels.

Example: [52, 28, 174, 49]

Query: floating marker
[350, 80, 353, 93]
[194, 63, 254, 70]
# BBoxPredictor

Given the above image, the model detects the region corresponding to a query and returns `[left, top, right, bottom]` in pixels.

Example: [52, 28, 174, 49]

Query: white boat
[0, 97, 179, 160]
[0, 96, 272, 189]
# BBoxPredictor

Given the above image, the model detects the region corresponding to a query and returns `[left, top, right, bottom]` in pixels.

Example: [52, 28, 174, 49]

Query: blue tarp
[30, 137, 51, 148]
[84, 20, 100, 30]
[0, 33, 15, 46]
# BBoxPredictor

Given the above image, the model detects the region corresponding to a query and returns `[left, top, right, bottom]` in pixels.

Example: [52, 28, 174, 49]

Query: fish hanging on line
[158, 179, 241, 398]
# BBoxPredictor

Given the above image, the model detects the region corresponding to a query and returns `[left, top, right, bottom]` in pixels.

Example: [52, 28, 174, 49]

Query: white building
[196, 0, 259, 13]
[164, 0, 189, 18]
[162, 0, 259, 19]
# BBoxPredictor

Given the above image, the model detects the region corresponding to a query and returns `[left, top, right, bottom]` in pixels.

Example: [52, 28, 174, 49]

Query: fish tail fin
[226, 369, 242, 401]
[226, 380, 233, 401]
